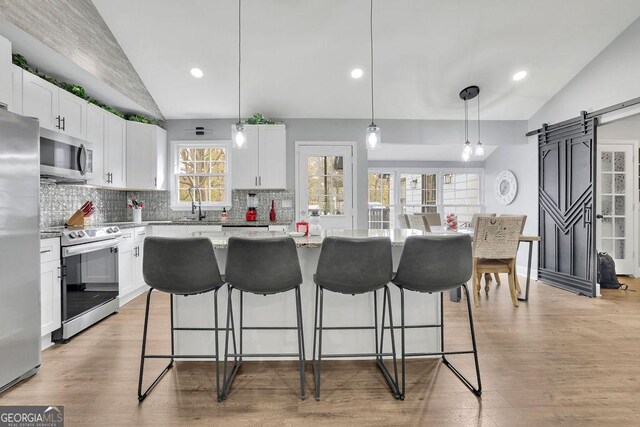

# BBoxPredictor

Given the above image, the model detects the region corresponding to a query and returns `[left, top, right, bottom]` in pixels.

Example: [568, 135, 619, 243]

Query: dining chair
[406, 214, 431, 232]
[472, 216, 524, 307]
[470, 213, 498, 287]
[396, 214, 410, 229]
[419, 213, 442, 227]
[494, 215, 527, 294]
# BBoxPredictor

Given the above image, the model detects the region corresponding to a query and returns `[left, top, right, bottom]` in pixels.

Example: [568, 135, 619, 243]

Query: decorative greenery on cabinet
[12, 53, 157, 124]
[245, 113, 282, 125]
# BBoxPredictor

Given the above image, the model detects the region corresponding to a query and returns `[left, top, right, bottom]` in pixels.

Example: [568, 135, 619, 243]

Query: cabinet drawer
[134, 227, 148, 243]
[268, 225, 289, 232]
[40, 238, 60, 264]
[119, 229, 135, 245]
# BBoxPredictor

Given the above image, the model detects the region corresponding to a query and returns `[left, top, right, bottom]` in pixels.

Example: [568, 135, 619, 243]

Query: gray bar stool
[391, 234, 481, 399]
[138, 237, 226, 402]
[312, 236, 399, 400]
[221, 236, 306, 400]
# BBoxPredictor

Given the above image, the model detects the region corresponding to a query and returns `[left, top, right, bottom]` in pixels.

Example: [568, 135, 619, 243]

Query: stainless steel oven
[52, 227, 121, 341]
[40, 128, 93, 181]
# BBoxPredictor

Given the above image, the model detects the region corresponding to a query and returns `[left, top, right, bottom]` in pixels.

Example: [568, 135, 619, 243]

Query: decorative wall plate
[495, 170, 518, 205]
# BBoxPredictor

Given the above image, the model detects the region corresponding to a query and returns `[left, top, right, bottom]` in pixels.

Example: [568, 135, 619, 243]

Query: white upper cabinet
[86, 103, 106, 186]
[22, 70, 87, 139]
[22, 71, 59, 131]
[104, 113, 127, 188]
[258, 125, 287, 189]
[231, 124, 286, 189]
[8, 65, 23, 115]
[232, 125, 260, 189]
[156, 127, 167, 190]
[58, 89, 87, 139]
[126, 121, 167, 190]
[0, 35, 12, 109]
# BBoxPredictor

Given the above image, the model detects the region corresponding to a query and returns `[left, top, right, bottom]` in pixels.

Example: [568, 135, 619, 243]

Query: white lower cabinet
[118, 227, 148, 306]
[40, 238, 61, 337]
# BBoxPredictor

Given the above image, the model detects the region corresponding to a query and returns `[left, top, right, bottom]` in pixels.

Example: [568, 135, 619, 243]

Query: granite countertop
[189, 228, 426, 249]
[40, 219, 293, 239]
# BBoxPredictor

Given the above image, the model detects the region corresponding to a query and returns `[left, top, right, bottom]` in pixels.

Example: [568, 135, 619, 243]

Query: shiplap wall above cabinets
[232, 124, 287, 190]
[0, 38, 167, 192]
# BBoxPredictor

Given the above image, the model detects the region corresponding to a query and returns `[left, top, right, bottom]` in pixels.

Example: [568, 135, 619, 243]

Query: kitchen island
[149, 228, 442, 360]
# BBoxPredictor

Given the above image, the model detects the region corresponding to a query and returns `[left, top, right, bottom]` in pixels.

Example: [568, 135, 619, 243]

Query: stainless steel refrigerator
[0, 108, 41, 393]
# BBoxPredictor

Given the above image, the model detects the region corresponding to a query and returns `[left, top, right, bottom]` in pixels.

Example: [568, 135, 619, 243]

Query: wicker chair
[472, 216, 524, 307]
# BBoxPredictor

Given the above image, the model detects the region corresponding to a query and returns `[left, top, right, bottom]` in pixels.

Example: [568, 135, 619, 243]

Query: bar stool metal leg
[294, 286, 306, 400]
[313, 285, 324, 401]
[441, 284, 482, 396]
[397, 284, 481, 399]
[221, 284, 306, 401]
[138, 288, 225, 402]
[138, 289, 174, 402]
[313, 284, 400, 401]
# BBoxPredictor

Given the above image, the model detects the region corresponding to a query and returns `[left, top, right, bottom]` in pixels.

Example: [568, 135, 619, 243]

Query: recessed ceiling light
[512, 70, 527, 81]
[351, 68, 364, 79]
[190, 67, 204, 78]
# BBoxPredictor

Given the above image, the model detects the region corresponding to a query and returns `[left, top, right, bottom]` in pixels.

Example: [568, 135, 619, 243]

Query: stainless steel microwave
[40, 128, 93, 180]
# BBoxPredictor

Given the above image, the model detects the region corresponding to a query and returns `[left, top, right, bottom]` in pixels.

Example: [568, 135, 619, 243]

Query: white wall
[529, 18, 640, 128]
[167, 118, 527, 229]
[515, 17, 640, 277]
[483, 140, 539, 276]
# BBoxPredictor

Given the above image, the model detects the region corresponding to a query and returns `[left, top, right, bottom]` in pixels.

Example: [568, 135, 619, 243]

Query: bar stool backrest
[226, 237, 302, 294]
[143, 237, 224, 295]
[473, 217, 523, 260]
[393, 234, 472, 293]
[315, 237, 392, 294]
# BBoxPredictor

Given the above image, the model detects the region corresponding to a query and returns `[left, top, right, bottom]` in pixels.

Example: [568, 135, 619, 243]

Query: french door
[596, 143, 634, 274]
[296, 145, 354, 230]
[538, 118, 596, 296]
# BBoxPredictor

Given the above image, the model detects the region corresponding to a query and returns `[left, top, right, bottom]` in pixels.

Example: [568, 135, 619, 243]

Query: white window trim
[367, 167, 485, 227]
[169, 140, 232, 211]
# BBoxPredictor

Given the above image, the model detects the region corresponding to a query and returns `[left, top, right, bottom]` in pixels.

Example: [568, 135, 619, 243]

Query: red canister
[296, 221, 309, 237]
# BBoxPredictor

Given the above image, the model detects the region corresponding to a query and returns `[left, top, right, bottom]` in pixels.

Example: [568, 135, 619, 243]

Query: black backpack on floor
[597, 252, 626, 290]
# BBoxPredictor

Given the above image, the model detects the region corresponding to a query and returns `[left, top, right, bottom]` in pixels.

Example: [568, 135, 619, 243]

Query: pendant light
[233, 0, 246, 149]
[366, 0, 381, 150]
[459, 86, 479, 162]
[475, 89, 484, 156]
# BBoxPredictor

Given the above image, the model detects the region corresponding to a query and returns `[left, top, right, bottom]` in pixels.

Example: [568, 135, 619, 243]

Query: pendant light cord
[370, 0, 375, 125]
[477, 91, 480, 142]
[238, 0, 242, 124]
[464, 98, 468, 142]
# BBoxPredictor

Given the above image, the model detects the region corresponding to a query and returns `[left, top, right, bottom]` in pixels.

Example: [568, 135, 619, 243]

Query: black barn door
[538, 116, 597, 296]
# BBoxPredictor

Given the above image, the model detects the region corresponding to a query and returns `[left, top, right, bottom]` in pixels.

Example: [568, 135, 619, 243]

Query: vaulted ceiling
[92, 0, 640, 120]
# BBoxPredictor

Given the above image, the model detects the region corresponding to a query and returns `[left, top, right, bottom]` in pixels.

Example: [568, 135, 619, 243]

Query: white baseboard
[119, 285, 150, 307]
[41, 334, 53, 351]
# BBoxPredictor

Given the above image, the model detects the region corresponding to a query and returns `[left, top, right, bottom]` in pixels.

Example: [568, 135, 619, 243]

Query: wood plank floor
[2, 276, 640, 426]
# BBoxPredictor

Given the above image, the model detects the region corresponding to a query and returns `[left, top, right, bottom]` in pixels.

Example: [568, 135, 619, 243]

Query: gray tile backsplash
[40, 184, 295, 227]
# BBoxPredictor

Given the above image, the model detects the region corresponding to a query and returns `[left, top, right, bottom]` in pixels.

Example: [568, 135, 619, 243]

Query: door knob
[595, 214, 604, 219]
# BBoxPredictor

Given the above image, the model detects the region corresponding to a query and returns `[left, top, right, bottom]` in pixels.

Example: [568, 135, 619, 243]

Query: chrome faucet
[190, 186, 207, 221]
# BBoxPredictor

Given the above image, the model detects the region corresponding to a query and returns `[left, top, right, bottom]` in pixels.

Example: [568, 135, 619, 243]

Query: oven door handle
[62, 238, 120, 257]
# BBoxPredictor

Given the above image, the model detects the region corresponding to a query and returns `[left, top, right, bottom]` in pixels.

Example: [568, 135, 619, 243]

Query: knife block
[65, 209, 91, 227]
